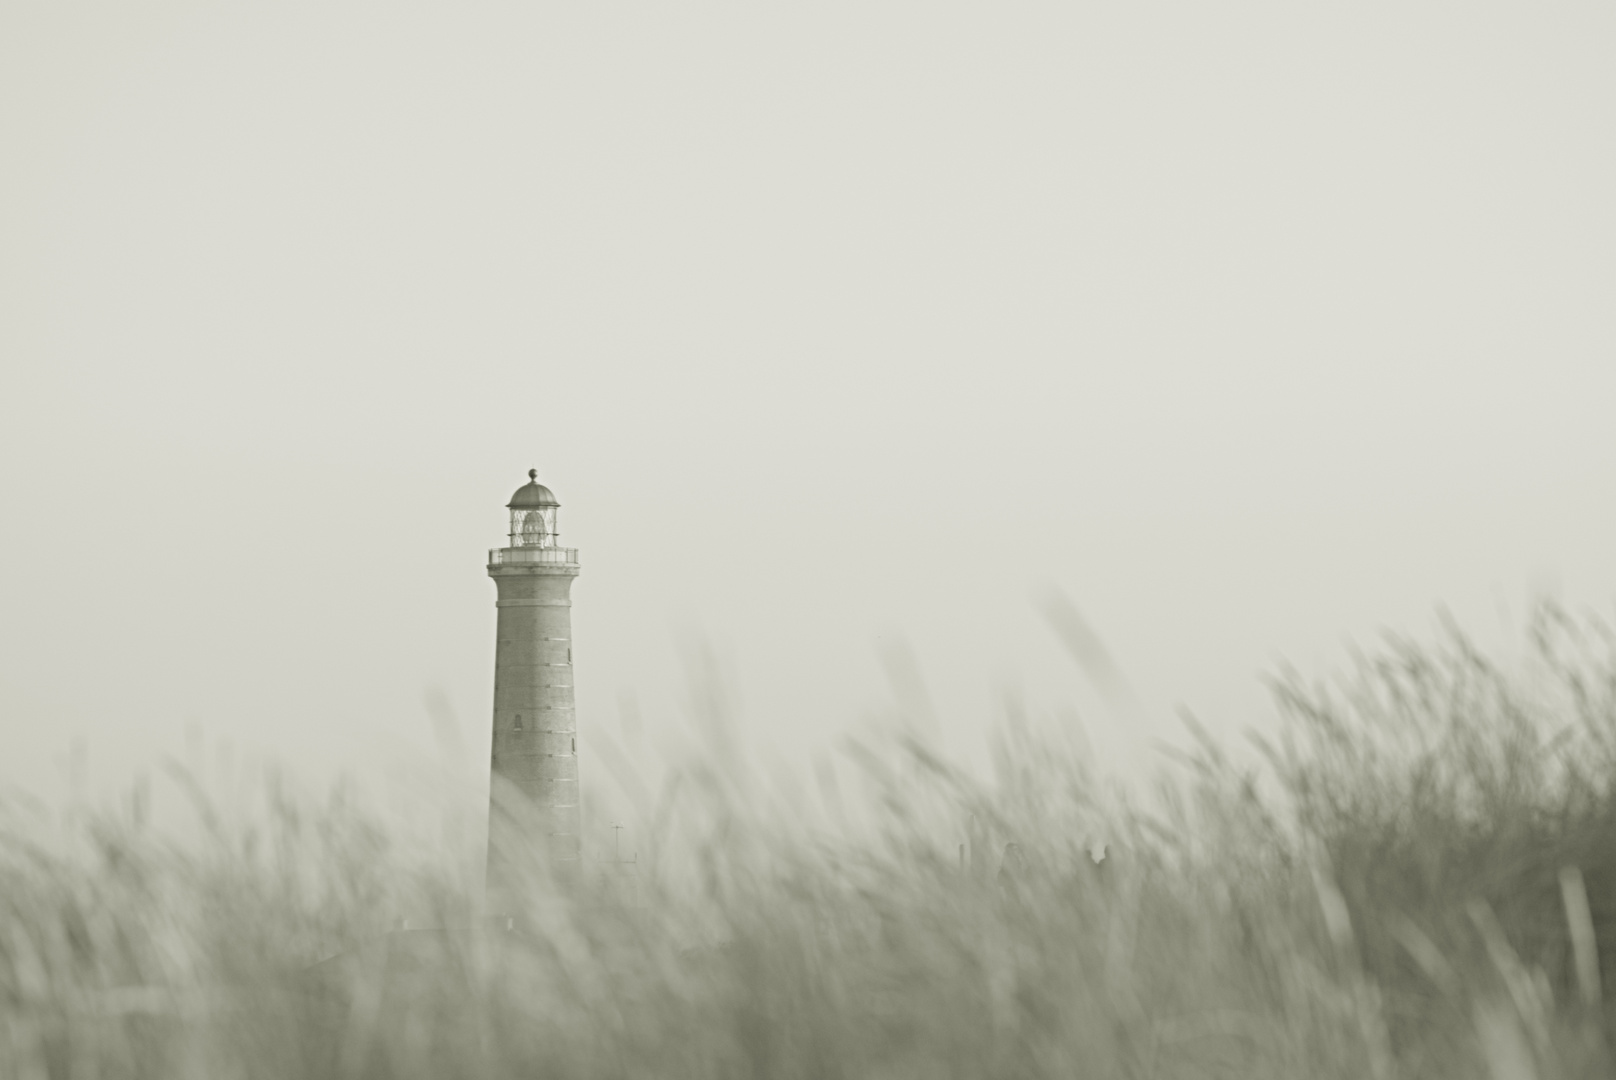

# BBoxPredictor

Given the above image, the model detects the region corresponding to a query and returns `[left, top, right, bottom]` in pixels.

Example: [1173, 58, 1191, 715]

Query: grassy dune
[5, 606, 1616, 1078]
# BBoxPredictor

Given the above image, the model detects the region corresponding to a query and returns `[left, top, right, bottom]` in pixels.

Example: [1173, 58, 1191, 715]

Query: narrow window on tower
[571, 737, 576, 752]
[514, 714, 523, 731]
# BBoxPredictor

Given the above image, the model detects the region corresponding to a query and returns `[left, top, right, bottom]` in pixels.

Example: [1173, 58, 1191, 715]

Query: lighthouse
[486, 470, 581, 907]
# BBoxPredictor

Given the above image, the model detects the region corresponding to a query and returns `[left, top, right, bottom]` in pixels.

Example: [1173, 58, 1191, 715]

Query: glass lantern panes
[509, 507, 557, 547]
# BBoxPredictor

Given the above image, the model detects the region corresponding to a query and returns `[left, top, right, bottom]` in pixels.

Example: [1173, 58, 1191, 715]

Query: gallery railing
[488, 547, 580, 567]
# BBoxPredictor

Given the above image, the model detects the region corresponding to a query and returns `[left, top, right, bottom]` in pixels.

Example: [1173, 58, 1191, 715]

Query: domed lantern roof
[508, 470, 559, 509]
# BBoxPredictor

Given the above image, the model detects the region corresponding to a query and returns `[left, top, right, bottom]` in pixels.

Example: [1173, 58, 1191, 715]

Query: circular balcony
[489, 547, 579, 567]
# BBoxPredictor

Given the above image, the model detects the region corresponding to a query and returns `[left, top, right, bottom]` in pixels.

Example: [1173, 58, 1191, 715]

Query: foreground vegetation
[5, 606, 1616, 1078]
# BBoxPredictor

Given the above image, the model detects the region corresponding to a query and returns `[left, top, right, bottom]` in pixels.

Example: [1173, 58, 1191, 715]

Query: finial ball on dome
[508, 470, 559, 509]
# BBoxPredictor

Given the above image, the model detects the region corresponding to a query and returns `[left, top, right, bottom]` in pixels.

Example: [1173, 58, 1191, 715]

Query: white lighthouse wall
[487, 564, 580, 899]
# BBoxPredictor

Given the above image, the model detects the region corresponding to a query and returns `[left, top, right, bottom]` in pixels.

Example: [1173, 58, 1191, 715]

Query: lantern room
[507, 469, 560, 548]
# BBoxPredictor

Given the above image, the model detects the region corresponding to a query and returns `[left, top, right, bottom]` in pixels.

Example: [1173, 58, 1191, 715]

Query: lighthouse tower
[486, 470, 581, 906]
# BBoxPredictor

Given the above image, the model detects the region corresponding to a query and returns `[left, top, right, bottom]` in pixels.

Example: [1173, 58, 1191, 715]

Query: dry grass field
[5, 605, 1616, 1078]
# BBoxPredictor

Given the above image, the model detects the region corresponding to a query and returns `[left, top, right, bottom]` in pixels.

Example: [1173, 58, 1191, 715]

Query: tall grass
[5, 605, 1616, 1078]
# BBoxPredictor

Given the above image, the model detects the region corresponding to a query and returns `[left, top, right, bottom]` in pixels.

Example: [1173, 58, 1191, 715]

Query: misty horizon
[3, 2, 1613, 850]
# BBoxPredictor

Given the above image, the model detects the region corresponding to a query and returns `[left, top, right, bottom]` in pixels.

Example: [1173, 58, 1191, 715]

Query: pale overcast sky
[3, 1, 1613, 846]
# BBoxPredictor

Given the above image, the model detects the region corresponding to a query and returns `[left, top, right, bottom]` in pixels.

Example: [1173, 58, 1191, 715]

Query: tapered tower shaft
[486, 471, 580, 908]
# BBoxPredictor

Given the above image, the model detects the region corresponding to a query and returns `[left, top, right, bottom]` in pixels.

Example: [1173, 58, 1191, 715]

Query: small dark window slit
[514, 714, 523, 731]
[571, 737, 576, 752]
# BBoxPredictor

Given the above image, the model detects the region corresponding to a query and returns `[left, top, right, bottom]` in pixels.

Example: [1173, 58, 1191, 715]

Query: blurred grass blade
[1468, 900, 1552, 1056]
[1474, 999, 1540, 1080]
[1558, 865, 1602, 1009]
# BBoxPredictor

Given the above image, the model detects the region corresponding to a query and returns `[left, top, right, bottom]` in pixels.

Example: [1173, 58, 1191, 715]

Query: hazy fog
[3, 1, 1613, 846]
